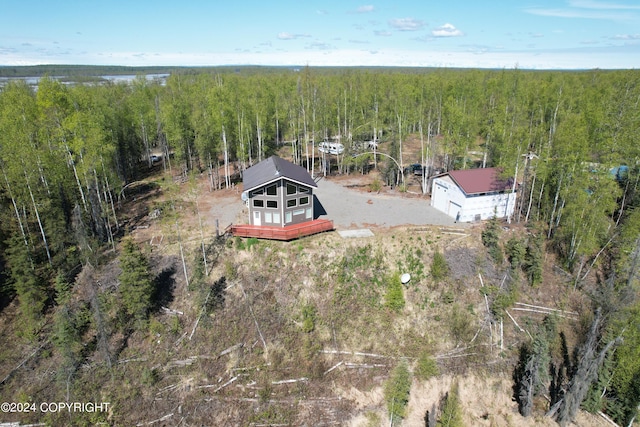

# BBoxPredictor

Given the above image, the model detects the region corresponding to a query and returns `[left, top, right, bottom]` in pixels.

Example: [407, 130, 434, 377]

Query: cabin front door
[253, 210, 261, 226]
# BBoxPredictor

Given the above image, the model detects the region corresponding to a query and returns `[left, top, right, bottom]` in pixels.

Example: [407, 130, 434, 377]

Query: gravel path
[314, 177, 458, 229]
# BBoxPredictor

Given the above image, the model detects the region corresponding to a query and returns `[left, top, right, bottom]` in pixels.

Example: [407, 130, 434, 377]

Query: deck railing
[230, 219, 334, 241]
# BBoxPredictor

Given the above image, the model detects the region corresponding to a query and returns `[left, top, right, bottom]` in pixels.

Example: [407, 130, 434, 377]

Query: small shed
[430, 168, 516, 222]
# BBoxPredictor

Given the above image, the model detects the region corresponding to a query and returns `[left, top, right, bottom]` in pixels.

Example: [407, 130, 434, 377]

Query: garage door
[433, 183, 449, 213]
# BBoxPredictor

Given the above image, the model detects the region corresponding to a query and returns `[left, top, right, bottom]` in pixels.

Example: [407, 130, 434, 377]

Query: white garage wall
[431, 176, 516, 222]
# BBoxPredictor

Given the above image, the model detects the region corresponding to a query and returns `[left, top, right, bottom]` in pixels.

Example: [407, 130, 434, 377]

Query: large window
[299, 196, 309, 206]
[266, 185, 277, 196]
[286, 183, 297, 195]
[287, 199, 297, 208]
[253, 199, 264, 207]
[266, 200, 278, 208]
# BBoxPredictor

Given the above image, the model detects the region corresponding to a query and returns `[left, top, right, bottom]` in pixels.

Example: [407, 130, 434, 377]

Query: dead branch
[515, 302, 578, 315]
[240, 282, 267, 351]
[189, 286, 213, 340]
[118, 357, 148, 364]
[435, 353, 478, 360]
[197, 376, 238, 392]
[343, 363, 387, 369]
[219, 343, 244, 357]
[319, 349, 389, 358]
[135, 412, 174, 426]
[323, 361, 344, 375]
[161, 306, 183, 315]
[271, 377, 308, 385]
[1, 342, 46, 385]
[164, 357, 197, 370]
[512, 307, 577, 319]
[174, 331, 188, 347]
[505, 310, 533, 339]
[156, 383, 180, 395]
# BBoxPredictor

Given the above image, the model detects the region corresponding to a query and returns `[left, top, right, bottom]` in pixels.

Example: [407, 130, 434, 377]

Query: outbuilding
[430, 167, 516, 222]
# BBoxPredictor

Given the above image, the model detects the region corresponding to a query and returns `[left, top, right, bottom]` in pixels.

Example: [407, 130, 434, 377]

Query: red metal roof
[445, 168, 513, 195]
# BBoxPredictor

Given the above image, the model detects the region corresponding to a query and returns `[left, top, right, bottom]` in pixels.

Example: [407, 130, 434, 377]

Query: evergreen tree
[384, 360, 411, 425]
[118, 238, 153, 324]
[437, 381, 464, 427]
[5, 234, 47, 339]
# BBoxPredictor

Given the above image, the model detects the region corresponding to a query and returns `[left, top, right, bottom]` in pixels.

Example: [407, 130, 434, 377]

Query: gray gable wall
[243, 156, 317, 191]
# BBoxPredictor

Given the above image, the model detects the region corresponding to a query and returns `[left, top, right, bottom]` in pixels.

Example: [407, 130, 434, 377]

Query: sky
[1, 0, 639, 69]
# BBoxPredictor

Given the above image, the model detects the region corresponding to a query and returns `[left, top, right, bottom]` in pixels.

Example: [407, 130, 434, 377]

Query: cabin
[231, 155, 333, 240]
[430, 168, 516, 222]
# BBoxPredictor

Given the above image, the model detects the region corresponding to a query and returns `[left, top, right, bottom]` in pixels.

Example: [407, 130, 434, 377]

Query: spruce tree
[118, 238, 153, 324]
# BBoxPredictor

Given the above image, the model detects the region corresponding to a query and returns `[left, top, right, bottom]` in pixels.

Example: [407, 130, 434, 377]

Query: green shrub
[246, 237, 259, 250]
[415, 353, 439, 381]
[431, 251, 449, 281]
[448, 303, 474, 344]
[385, 273, 405, 311]
[141, 367, 160, 386]
[301, 303, 317, 333]
[370, 178, 382, 192]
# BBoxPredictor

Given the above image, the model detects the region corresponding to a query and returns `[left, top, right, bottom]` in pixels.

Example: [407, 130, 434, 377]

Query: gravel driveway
[206, 176, 458, 232]
[313, 177, 457, 229]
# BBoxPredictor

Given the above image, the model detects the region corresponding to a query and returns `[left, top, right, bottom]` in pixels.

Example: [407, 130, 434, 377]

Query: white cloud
[525, 0, 639, 20]
[374, 30, 392, 37]
[611, 33, 640, 39]
[525, 7, 632, 19]
[431, 23, 464, 37]
[356, 5, 375, 13]
[568, 0, 640, 10]
[389, 18, 425, 31]
[277, 32, 310, 40]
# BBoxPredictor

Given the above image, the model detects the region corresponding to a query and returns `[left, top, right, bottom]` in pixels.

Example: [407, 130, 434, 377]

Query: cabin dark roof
[443, 168, 513, 195]
[243, 156, 317, 191]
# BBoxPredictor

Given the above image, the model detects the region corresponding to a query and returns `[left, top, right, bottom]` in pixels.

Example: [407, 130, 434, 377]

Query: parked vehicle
[318, 141, 345, 155]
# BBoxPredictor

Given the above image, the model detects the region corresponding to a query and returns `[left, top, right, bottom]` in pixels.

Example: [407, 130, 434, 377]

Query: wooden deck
[230, 219, 334, 241]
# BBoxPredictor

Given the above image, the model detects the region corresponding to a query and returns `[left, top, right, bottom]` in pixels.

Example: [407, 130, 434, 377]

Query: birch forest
[0, 67, 639, 426]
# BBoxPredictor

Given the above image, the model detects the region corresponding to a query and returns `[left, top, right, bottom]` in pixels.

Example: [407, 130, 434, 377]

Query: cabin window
[287, 199, 297, 208]
[264, 212, 272, 223]
[253, 199, 264, 207]
[266, 185, 277, 196]
[299, 196, 309, 206]
[286, 183, 297, 195]
[293, 209, 304, 216]
[299, 186, 311, 194]
[251, 188, 264, 196]
[306, 208, 312, 219]
[285, 212, 292, 223]
[273, 213, 281, 224]
[266, 200, 277, 209]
